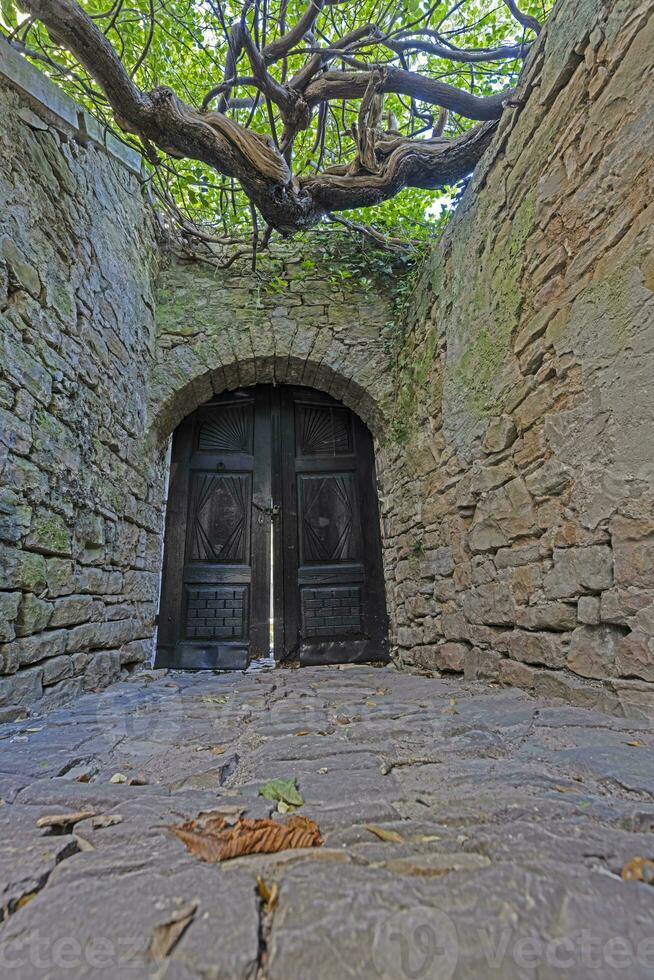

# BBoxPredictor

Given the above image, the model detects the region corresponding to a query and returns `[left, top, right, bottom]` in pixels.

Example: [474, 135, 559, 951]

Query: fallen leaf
[366, 824, 405, 843]
[256, 876, 279, 911]
[36, 810, 96, 830]
[200, 695, 229, 704]
[374, 688, 388, 696]
[294, 730, 310, 737]
[621, 857, 654, 883]
[625, 741, 643, 747]
[171, 813, 322, 862]
[336, 715, 350, 725]
[554, 785, 578, 794]
[76, 773, 92, 783]
[211, 746, 226, 756]
[92, 814, 123, 829]
[365, 700, 377, 708]
[259, 777, 304, 808]
[110, 773, 127, 784]
[15, 891, 38, 911]
[147, 902, 198, 962]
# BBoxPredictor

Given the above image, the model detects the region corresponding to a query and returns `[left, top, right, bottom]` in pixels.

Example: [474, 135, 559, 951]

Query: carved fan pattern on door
[296, 405, 353, 456]
[197, 405, 253, 453]
[188, 473, 250, 562]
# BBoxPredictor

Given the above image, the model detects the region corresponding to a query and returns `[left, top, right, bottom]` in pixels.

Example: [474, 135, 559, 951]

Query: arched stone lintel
[146, 354, 388, 449]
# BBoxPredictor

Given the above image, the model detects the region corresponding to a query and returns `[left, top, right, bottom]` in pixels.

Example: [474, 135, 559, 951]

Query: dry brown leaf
[625, 741, 643, 747]
[554, 784, 578, 794]
[36, 810, 96, 830]
[256, 876, 279, 911]
[366, 824, 405, 843]
[171, 813, 322, 862]
[211, 746, 226, 755]
[147, 902, 198, 962]
[621, 857, 654, 882]
[294, 730, 310, 737]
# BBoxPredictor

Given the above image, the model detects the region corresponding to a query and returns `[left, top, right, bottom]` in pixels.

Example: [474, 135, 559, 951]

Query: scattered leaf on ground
[554, 785, 578, 794]
[621, 857, 654, 883]
[147, 902, 198, 962]
[171, 812, 322, 862]
[36, 810, 96, 830]
[15, 891, 38, 910]
[413, 834, 442, 843]
[92, 814, 123, 829]
[625, 741, 643, 747]
[336, 715, 350, 725]
[294, 730, 310, 737]
[365, 700, 377, 708]
[200, 695, 229, 704]
[256, 876, 279, 911]
[366, 824, 405, 843]
[211, 746, 226, 755]
[259, 777, 304, 808]
[76, 773, 92, 783]
[110, 773, 127, 784]
[374, 688, 388, 696]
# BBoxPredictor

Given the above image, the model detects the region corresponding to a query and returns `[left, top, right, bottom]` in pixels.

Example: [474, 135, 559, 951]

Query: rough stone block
[543, 546, 613, 599]
[577, 595, 600, 625]
[615, 631, 654, 683]
[567, 624, 625, 679]
[500, 629, 567, 668]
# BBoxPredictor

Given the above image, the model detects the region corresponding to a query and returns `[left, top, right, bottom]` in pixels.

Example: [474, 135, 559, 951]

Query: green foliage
[1, 0, 553, 241]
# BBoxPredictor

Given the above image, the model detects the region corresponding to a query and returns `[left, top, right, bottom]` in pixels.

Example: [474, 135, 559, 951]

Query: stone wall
[149, 248, 395, 444]
[381, 0, 654, 717]
[0, 43, 161, 717]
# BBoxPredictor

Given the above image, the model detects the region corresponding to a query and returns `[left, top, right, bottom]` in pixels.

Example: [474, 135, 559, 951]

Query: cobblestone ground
[1, 666, 654, 979]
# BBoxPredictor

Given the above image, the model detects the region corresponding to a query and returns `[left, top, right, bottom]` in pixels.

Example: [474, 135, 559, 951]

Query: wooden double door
[155, 385, 388, 670]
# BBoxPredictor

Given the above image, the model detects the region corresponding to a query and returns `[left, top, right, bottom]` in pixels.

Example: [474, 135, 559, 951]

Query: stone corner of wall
[0, 33, 143, 176]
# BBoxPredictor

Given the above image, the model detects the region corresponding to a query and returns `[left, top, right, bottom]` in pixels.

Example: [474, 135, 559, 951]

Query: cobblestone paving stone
[1, 665, 654, 979]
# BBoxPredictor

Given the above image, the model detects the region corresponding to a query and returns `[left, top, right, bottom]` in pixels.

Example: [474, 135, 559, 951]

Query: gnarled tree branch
[16, 0, 544, 237]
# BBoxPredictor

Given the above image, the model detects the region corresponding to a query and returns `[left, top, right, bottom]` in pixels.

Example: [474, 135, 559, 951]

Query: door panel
[156, 385, 387, 669]
[156, 388, 271, 670]
[280, 387, 388, 665]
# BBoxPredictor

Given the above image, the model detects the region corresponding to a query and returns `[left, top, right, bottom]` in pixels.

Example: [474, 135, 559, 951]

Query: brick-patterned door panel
[185, 586, 248, 641]
[301, 586, 362, 638]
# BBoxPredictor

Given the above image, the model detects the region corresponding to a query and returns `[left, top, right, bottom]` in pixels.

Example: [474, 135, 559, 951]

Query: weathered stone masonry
[0, 43, 161, 715]
[1, 0, 653, 718]
[381, 0, 654, 718]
